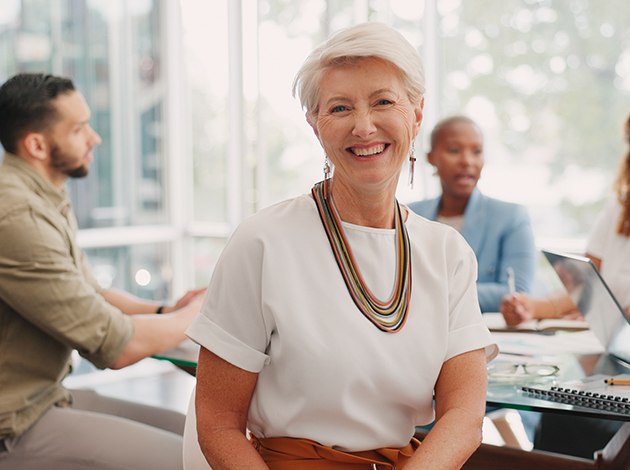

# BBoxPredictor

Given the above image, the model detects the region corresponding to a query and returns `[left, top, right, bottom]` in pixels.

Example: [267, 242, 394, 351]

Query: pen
[604, 377, 630, 385]
[507, 267, 516, 295]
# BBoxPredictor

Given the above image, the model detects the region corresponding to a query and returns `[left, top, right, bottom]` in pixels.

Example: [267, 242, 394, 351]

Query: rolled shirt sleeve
[187, 218, 273, 372]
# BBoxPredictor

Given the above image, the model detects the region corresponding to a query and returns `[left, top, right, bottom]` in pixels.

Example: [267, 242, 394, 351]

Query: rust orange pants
[250, 434, 420, 469]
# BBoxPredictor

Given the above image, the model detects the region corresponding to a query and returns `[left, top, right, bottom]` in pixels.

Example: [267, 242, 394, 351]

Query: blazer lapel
[428, 197, 441, 220]
[461, 189, 486, 253]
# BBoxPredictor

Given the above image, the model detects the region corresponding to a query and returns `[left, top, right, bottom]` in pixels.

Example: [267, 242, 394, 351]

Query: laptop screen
[541, 249, 630, 364]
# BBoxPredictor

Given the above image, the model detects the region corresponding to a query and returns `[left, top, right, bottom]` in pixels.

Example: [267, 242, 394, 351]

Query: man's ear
[22, 132, 49, 161]
[306, 112, 319, 139]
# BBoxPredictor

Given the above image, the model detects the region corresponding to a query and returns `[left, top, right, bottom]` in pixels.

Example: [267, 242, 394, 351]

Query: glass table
[155, 334, 630, 468]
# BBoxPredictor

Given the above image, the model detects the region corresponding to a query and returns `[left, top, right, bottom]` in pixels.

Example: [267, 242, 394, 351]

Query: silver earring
[408, 143, 416, 188]
[323, 155, 331, 180]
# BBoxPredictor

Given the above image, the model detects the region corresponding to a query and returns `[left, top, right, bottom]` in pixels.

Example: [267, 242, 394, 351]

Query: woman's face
[428, 120, 484, 201]
[310, 57, 423, 194]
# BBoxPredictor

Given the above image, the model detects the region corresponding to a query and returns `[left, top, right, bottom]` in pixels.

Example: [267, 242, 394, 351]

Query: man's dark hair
[0, 73, 75, 154]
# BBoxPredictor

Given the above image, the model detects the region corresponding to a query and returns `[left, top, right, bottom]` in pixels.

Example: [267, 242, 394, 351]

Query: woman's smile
[347, 143, 389, 157]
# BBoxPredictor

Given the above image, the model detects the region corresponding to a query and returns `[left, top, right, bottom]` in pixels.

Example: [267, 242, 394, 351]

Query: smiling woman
[308, 57, 422, 218]
[187, 22, 497, 470]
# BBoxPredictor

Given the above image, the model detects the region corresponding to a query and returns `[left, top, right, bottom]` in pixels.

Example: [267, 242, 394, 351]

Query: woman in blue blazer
[408, 116, 537, 312]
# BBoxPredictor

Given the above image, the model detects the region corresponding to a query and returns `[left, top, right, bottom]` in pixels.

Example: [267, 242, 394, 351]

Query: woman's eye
[376, 99, 393, 106]
[331, 105, 347, 113]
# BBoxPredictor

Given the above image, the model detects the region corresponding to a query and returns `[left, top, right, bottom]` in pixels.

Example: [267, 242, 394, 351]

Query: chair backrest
[183, 387, 213, 469]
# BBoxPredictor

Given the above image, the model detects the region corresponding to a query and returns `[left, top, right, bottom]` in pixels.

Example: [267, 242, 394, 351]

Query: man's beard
[50, 144, 89, 179]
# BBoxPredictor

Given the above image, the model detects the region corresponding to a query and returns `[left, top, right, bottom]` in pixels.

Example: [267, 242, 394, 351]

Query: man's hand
[166, 287, 207, 313]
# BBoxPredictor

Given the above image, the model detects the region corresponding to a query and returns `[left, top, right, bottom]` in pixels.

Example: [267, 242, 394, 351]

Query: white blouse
[187, 193, 497, 451]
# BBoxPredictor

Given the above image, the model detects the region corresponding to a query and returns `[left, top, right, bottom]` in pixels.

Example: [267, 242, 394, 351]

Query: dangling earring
[323, 155, 332, 180]
[408, 143, 416, 188]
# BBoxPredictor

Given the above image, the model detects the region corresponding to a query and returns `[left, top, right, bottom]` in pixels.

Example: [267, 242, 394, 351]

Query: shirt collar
[2, 153, 70, 214]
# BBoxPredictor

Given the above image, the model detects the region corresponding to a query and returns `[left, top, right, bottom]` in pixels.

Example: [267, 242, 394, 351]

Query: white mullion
[107, 2, 126, 217]
[161, 0, 189, 295]
[420, 0, 439, 199]
[77, 225, 178, 249]
[227, 0, 245, 229]
[49, 0, 63, 73]
[123, 4, 139, 223]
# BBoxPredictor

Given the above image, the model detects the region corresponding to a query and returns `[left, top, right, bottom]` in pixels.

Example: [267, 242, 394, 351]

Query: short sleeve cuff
[447, 322, 499, 363]
[186, 315, 270, 373]
[90, 312, 134, 369]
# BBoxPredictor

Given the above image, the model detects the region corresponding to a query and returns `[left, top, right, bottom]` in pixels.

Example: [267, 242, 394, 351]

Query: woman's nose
[352, 111, 377, 138]
[460, 150, 476, 166]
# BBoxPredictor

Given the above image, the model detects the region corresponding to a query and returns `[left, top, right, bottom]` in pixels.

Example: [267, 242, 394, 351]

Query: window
[2, 0, 629, 297]
[0, 0, 181, 298]
[432, 0, 630, 248]
[184, 0, 630, 262]
[84, 243, 171, 299]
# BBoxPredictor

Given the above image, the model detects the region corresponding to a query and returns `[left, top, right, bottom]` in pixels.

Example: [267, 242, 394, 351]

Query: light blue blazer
[408, 189, 537, 312]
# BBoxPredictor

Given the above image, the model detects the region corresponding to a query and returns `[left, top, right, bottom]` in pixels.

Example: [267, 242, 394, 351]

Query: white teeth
[352, 144, 385, 156]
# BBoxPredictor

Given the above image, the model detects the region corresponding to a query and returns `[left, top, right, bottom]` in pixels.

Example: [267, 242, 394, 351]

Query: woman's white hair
[292, 22, 425, 117]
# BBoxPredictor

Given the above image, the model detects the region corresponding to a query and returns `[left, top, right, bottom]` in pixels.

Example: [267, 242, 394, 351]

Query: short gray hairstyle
[292, 22, 425, 117]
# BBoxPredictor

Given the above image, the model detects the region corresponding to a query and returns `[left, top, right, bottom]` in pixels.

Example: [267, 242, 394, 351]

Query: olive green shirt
[0, 153, 133, 438]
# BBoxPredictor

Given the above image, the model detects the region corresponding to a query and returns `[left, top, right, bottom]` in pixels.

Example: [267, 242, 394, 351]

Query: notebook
[483, 312, 589, 333]
[520, 249, 630, 411]
[521, 374, 630, 416]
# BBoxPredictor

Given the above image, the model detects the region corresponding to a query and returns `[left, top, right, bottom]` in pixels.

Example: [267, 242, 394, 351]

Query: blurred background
[1, 0, 628, 300]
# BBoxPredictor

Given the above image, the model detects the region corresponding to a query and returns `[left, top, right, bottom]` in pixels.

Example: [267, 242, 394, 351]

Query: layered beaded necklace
[311, 179, 412, 333]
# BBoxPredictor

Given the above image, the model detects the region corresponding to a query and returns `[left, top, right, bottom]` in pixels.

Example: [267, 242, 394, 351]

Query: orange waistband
[249, 434, 420, 470]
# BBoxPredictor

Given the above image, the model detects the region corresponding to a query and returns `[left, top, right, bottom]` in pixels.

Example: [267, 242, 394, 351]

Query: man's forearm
[101, 288, 161, 315]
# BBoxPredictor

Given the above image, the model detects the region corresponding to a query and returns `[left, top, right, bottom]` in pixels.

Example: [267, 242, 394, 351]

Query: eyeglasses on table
[487, 362, 560, 381]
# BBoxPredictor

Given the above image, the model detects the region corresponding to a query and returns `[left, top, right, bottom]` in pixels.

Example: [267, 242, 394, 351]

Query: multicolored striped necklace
[311, 179, 412, 333]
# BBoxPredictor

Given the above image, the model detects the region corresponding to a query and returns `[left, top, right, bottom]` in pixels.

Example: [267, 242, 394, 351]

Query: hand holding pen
[500, 267, 535, 326]
[501, 294, 535, 326]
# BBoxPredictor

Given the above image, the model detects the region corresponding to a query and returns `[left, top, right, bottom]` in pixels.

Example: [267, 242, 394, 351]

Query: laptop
[541, 249, 630, 365]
